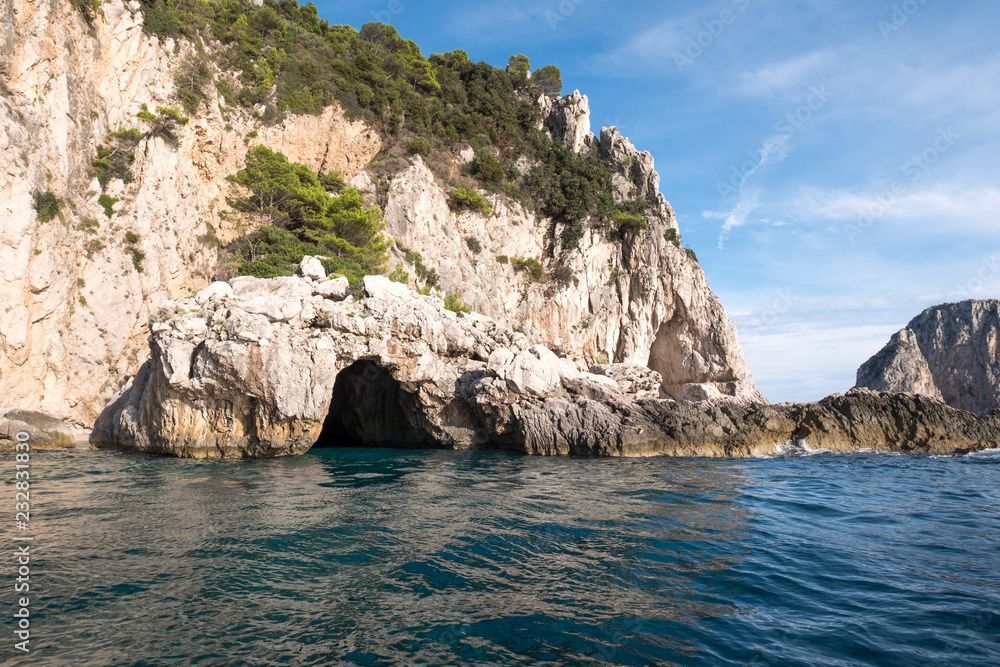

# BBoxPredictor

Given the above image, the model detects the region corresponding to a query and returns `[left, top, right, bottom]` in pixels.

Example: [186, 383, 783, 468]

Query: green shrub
[534, 65, 563, 96]
[109, 128, 143, 142]
[506, 54, 530, 76]
[471, 150, 504, 184]
[94, 128, 142, 190]
[85, 239, 103, 258]
[552, 264, 574, 286]
[406, 137, 431, 155]
[77, 218, 100, 234]
[684, 246, 698, 263]
[465, 236, 482, 254]
[496, 255, 508, 265]
[226, 146, 388, 273]
[319, 170, 346, 193]
[388, 265, 409, 285]
[175, 52, 213, 113]
[136, 104, 189, 146]
[78, 295, 88, 307]
[448, 188, 491, 215]
[664, 228, 681, 248]
[98, 194, 117, 218]
[401, 248, 438, 286]
[130, 248, 145, 272]
[197, 221, 220, 247]
[610, 209, 648, 234]
[124, 230, 140, 244]
[512, 256, 543, 281]
[72, 0, 101, 23]
[32, 190, 61, 223]
[444, 293, 471, 314]
[135, 104, 157, 124]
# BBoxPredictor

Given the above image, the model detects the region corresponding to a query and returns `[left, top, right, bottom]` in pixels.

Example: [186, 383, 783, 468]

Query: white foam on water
[754, 439, 832, 459]
[964, 447, 1000, 460]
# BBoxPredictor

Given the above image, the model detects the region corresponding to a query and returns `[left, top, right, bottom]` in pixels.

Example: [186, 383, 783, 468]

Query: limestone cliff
[2, 0, 759, 430]
[91, 272, 998, 459]
[856, 300, 1000, 415]
[0, 0, 379, 426]
[374, 96, 760, 404]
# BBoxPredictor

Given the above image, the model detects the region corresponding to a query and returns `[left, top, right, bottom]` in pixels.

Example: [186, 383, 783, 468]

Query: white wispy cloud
[785, 183, 1000, 230]
[737, 50, 835, 96]
[590, 18, 687, 75]
[706, 133, 792, 248]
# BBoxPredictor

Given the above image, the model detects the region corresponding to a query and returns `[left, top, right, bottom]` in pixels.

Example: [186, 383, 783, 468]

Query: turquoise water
[4, 447, 1000, 665]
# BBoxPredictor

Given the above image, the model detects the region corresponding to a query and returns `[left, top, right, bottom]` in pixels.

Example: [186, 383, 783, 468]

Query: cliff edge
[856, 300, 1000, 416]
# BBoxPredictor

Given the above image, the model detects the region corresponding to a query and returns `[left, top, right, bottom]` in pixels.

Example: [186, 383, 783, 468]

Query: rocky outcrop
[0, 414, 59, 450]
[0, 0, 380, 428]
[376, 94, 760, 404]
[544, 89, 594, 154]
[856, 300, 1000, 415]
[92, 273, 998, 458]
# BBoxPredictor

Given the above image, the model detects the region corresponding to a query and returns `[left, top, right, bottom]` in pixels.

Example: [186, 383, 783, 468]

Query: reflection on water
[3, 448, 999, 666]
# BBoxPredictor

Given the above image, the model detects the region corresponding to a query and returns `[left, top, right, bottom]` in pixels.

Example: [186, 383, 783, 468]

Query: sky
[314, 0, 1000, 402]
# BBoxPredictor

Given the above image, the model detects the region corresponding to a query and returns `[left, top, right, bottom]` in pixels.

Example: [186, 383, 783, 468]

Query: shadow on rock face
[314, 360, 442, 449]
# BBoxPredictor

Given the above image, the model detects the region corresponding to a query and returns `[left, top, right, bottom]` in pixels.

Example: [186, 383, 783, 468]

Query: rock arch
[314, 360, 440, 449]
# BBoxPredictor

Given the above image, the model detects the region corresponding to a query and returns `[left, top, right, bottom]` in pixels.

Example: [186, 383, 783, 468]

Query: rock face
[0, 0, 380, 427]
[3, 2, 758, 430]
[91, 274, 999, 459]
[856, 300, 1000, 415]
[376, 91, 761, 404]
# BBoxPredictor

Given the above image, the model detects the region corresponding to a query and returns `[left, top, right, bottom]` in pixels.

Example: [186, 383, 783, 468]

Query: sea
[3, 446, 999, 666]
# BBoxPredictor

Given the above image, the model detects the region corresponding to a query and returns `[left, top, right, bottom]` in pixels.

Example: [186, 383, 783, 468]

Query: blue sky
[314, 0, 1000, 402]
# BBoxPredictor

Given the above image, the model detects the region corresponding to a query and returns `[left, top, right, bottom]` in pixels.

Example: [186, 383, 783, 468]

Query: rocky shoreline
[89, 270, 1000, 459]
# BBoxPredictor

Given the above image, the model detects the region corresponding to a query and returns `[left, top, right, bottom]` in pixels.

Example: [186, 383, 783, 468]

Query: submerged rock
[856, 300, 1000, 415]
[91, 277, 1000, 458]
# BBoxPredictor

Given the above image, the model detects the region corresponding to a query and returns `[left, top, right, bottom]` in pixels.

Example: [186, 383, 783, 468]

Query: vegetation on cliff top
[131, 0, 655, 250]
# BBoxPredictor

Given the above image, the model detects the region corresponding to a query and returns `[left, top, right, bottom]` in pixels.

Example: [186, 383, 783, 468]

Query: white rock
[315, 276, 350, 301]
[364, 275, 409, 301]
[298, 256, 326, 281]
[490, 345, 564, 397]
[196, 281, 234, 305]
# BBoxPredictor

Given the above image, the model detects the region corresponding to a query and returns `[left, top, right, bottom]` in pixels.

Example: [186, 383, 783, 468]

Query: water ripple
[1, 448, 998, 665]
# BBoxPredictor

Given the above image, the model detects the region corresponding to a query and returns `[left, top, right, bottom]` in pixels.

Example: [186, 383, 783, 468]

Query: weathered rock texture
[856, 300, 1000, 415]
[92, 275, 998, 459]
[3, 5, 757, 429]
[375, 92, 761, 404]
[0, 414, 57, 450]
[0, 0, 379, 427]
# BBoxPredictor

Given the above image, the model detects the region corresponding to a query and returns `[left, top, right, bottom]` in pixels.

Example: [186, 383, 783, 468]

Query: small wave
[964, 447, 1000, 460]
[754, 439, 832, 459]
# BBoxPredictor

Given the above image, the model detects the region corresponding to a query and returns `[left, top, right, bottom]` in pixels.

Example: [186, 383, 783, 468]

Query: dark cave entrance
[314, 360, 439, 449]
